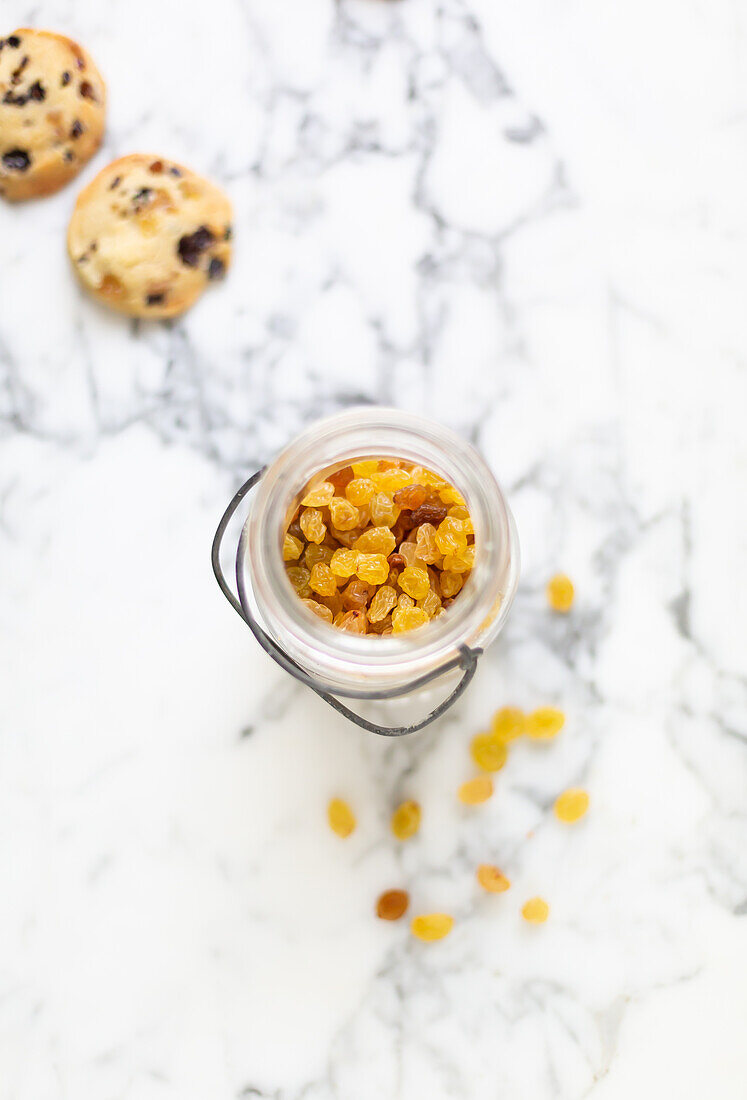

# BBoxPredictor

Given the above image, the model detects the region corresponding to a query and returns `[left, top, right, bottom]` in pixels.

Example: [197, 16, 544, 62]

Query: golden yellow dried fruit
[283, 533, 304, 561]
[521, 897, 549, 924]
[392, 605, 429, 633]
[300, 598, 334, 623]
[299, 508, 326, 544]
[554, 788, 589, 823]
[458, 776, 494, 805]
[399, 565, 430, 601]
[330, 548, 359, 578]
[345, 477, 376, 506]
[328, 497, 360, 531]
[476, 864, 511, 893]
[301, 481, 335, 507]
[354, 526, 397, 556]
[391, 800, 421, 840]
[351, 459, 378, 478]
[287, 459, 476, 633]
[546, 573, 574, 613]
[327, 798, 356, 838]
[470, 733, 508, 772]
[410, 913, 454, 942]
[526, 707, 565, 741]
[490, 707, 526, 742]
[356, 553, 390, 586]
[309, 562, 338, 597]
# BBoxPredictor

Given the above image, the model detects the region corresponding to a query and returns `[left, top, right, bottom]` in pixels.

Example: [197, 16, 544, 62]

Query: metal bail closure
[211, 470, 483, 736]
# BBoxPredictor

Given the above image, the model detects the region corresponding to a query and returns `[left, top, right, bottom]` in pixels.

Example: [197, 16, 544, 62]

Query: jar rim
[237, 407, 519, 694]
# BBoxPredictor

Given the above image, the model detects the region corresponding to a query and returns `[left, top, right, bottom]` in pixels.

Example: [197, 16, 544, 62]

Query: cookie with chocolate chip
[67, 154, 232, 318]
[0, 28, 106, 201]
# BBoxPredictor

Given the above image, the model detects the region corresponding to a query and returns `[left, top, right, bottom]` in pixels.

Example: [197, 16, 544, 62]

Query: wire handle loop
[211, 470, 482, 736]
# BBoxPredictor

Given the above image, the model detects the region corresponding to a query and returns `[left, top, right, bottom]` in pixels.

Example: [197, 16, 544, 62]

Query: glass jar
[212, 407, 520, 735]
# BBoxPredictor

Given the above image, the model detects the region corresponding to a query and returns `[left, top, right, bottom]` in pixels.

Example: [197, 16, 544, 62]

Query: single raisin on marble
[28, 80, 45, 101]
[2, 149, 31, 171]
[207, 257, 225, 280]
[177, 225, 215, 267]
[70, 120, 84, 139]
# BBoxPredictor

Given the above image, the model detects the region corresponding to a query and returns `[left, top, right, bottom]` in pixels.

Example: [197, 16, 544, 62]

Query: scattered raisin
[526, 707, 565, 741]
[149, 160, 163, 173]
[177, 225, 215, 267]
[490, 707, 525, 742]
[457, 776, 493, 805]
[522, 897, 549, 924]
[376, 889, 409, 921]
[61, 71, 71, 86]
[145, 292, 165, 306]
[208, 257, 225, 280]
[169, 165, 182, 177]
[554, 788, 589, 823]
[391, 800, 421, 840]
[79, 80, 96, 101]
[7, 35, 21, 48]
[70, 120, 84, 139]
[470, 733, 508, 772]
[108, 175, 121, 190]
[327, 798, 355, 838]
[547, 573, 574, 613]
[411, 914, 454, 942]
[28, 80, 45, 101]
[476, 865, 511, 893]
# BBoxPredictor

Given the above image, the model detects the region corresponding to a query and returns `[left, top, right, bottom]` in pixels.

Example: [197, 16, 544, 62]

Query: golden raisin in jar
[283, 457, 476, 634]
[376, 889, 410, 921]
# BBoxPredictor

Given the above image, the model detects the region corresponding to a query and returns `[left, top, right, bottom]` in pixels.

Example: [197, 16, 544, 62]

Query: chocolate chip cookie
[0, 28, 106, 201]
[67, 154, 232, 318]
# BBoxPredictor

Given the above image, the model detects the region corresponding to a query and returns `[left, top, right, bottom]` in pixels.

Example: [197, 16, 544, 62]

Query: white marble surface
[2, 1, 746, 1097]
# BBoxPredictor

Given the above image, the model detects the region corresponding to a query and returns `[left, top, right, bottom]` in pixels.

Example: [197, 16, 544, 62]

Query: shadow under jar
[213, 407, 520, 736]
